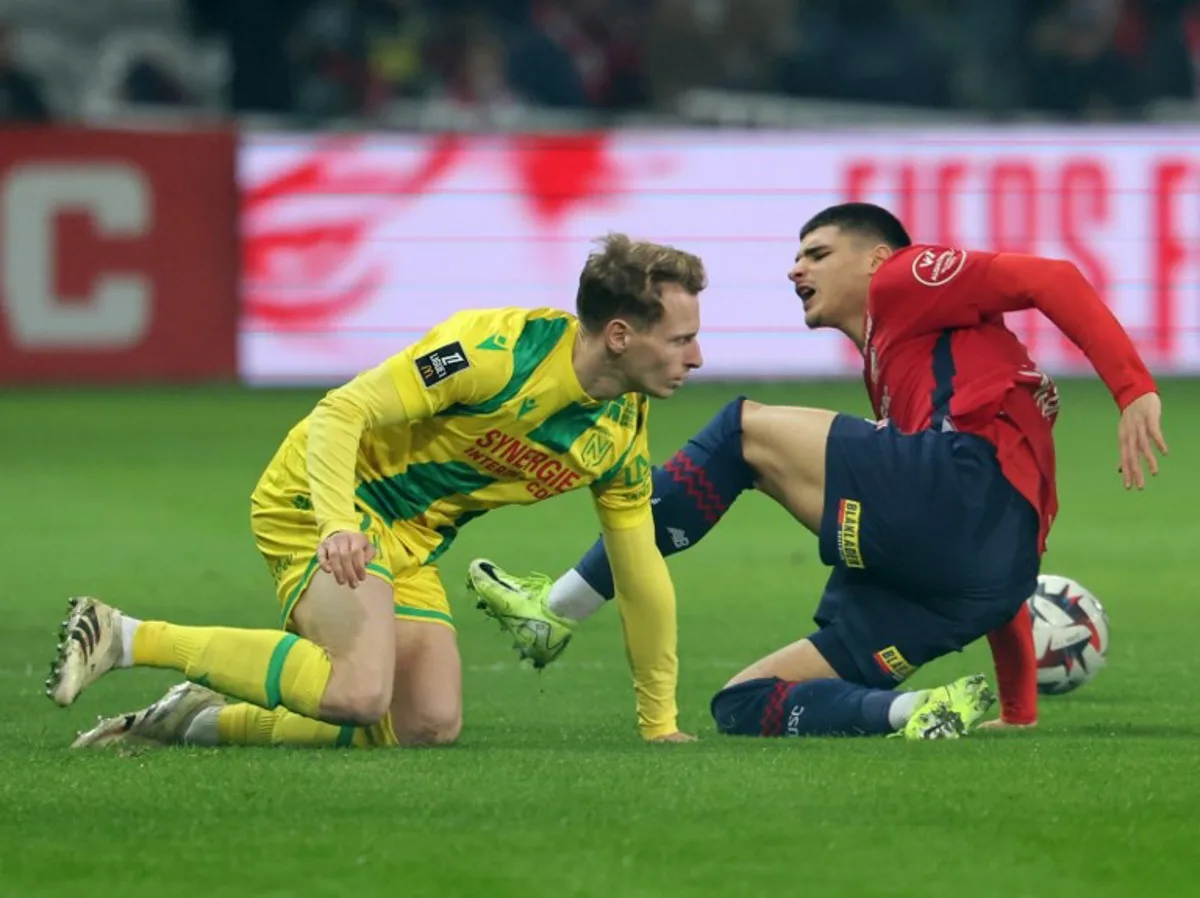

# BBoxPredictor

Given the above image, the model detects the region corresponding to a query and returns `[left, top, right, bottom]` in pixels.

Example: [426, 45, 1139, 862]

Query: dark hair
[576, 233, 707, 331]
[799, 203, 912, 249]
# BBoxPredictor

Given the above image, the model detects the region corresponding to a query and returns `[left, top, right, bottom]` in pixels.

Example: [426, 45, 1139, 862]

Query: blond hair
[576, 233, 706, 330]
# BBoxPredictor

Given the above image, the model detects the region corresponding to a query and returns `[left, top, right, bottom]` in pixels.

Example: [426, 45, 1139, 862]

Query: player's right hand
[317, 530, 376, 588]
[1117, 391, 1168, 490]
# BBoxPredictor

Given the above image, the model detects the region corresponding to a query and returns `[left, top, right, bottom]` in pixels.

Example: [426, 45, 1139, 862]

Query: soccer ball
[1027, 574, 1109, 695]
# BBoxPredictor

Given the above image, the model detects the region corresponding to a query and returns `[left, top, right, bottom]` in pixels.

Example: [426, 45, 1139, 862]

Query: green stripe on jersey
[443, 316, 570, 417]
[526, 402, 607, 454]
[357, 461, 496, 525]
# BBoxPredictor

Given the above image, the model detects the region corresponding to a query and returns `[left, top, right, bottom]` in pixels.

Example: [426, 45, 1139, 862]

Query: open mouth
[796, 286, 816, 303]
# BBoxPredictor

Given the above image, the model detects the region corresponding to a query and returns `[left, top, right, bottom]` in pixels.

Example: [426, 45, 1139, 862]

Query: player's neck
[842, 318, 866, 350]
[571, 332, 631, 401]
[837, 308, 867, 349]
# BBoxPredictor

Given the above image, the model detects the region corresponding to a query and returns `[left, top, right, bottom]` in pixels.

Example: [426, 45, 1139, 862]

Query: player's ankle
[547, 569, 607, 623]
[887, 689, 930, 730]
[118, 614, 142, 668]
[182, 706, 222, 746]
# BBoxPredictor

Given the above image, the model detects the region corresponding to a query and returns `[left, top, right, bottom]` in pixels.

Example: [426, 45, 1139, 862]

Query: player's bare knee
[323, 668, 394, 726]
[396, 708, 461, 746]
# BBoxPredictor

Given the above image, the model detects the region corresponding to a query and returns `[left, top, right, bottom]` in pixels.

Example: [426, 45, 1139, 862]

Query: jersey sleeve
[382, 312, 515, 419]
[590, 396, 653, 531]
[874, 246, 1156, 410]
[986, 605, 1039, 725]
[975, 253, 1157, 410]
[306, 311, 514, 539]
[604, 516, 680, 739]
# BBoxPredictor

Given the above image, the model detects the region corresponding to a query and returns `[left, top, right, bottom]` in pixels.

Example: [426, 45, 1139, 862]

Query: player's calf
[711, 676, 926, 738]
[47, 573, 397, 729]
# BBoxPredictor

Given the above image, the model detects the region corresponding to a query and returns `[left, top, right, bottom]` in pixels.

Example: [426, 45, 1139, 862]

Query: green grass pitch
[2, 379, 1198, 898]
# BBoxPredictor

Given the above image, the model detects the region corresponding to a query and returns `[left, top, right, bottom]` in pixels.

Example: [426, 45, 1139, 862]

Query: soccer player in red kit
[467, 203, 1167, 739]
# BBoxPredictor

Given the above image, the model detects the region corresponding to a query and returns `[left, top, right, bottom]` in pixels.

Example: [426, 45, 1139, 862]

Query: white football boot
[46, 597, 126, 707]
[71, 682, 225, 749]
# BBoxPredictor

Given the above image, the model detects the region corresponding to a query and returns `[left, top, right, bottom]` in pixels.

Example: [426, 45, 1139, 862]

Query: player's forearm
[986, 605, 1038, 725]
[603, 515, 680, 739]
[992, 255, 1157, 409]
[307, 368, 410, 539]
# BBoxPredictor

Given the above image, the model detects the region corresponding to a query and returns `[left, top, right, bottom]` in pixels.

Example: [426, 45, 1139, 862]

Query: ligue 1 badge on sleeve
[415, 342, 471, 387]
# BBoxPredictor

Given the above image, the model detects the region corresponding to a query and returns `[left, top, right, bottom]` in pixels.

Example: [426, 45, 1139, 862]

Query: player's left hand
[1117, 392, 1168, 490]
[646, 731, 698, 743]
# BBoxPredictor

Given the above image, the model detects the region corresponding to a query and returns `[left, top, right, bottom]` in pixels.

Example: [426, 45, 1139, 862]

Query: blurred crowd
[1, 0, 1198, 125]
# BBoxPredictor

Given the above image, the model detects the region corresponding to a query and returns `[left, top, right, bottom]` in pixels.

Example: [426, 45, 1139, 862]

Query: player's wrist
[318, 520, 362, 541]
[1114, 382, 1157, 412]
[638, 717, 680, 740]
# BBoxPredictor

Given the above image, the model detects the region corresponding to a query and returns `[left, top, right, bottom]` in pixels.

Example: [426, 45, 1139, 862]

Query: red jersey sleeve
[987, 604, 1039, 725]
[976, 254, 1157, 410]
[874, 245, 1157, 411]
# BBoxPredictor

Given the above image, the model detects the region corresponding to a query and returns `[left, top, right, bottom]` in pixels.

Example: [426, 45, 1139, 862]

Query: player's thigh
[251, 490, 396, 675]
[740, 401, 838, 533]
[807, 573, 981, 689]
[388, 564, 463, 746]
[724, 638, 839, 688]
[817, 417, 1033, 593]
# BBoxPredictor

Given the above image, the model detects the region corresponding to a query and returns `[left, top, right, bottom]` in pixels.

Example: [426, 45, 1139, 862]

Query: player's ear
[604, 318, 632, 355]
[868, 244, 894, 274]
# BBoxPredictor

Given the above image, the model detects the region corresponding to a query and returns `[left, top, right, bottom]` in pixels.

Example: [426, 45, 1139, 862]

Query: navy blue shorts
[809, 414, 1041, 688]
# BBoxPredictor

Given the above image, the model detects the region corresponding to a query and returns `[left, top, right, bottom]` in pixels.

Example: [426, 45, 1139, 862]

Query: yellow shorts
[250, 458, 454, 631]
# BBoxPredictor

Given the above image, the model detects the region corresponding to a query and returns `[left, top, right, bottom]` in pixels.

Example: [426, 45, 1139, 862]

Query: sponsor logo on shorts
[667, 527, 690, 549]
[836, 498, 865, 569]
[415, 341, 471, 387]
[873, 645, 917, 682]
[269, 554, 294, 583]
[912, 247, 967, 287]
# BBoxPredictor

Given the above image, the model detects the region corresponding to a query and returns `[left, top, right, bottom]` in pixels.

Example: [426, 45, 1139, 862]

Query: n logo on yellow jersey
[416, 342, 471, 387]
[581, 431, 614, 467]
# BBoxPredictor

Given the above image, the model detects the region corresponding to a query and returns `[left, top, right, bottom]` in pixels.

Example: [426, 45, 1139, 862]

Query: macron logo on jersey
[912, 248, 967, 287]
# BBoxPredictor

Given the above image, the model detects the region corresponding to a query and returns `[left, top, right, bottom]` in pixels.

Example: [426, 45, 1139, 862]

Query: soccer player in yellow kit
[49, 234, 705, 749]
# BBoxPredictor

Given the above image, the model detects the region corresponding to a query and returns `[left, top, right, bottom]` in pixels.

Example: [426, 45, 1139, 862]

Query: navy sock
[575, 397, 755, 600]
[710, 677, 901, 737]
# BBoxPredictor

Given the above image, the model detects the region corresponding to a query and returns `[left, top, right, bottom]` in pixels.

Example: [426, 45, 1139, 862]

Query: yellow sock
[215, 704, 397, 748]
[132, 623, 331, 719]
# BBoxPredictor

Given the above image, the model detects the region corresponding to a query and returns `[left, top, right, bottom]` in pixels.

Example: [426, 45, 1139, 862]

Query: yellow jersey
[279, 306, 654, 556]
[273, 305, 679, 738]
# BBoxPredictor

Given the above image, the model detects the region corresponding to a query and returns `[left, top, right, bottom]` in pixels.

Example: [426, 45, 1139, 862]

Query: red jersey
[865, 245, 1157, 724]
[865, 245, 1157, 554]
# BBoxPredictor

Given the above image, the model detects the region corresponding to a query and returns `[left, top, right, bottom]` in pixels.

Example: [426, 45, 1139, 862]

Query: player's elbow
[1049, 257, 1085, 281]
[1038, 256, 1093, 292]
